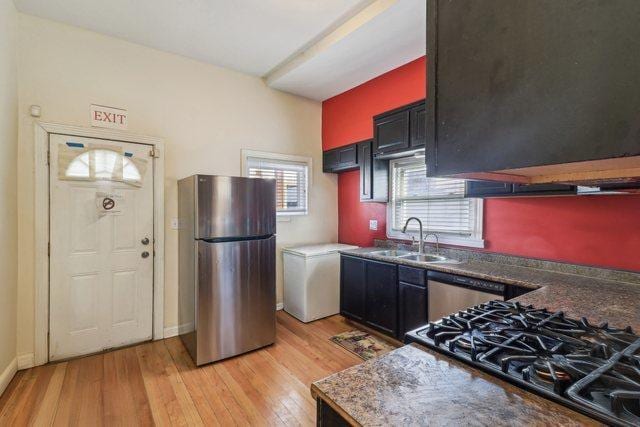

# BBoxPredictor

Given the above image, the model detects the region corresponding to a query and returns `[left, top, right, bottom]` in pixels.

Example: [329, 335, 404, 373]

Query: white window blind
[245, 156, 308, 215]
[389, 158, 480, 237]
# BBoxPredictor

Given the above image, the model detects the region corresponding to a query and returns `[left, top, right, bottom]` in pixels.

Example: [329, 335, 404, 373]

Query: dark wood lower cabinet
[340, 256, 366, 321]
[364, 260, 398, 336]
[317, 398, 349, 426]
[397, 282, 428, 341]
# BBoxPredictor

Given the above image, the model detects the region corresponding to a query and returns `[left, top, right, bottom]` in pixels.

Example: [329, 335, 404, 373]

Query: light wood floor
[0, 312, 368, 426]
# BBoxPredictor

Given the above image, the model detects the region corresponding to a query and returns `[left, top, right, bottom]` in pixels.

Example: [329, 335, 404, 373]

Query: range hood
[424, 0, 640, 186]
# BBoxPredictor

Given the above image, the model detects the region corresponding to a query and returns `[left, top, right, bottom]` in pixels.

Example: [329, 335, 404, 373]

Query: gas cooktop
[405, 300, 640, 427]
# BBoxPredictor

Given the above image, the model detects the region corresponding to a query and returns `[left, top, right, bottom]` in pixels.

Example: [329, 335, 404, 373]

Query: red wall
[324, 56, 640, 272]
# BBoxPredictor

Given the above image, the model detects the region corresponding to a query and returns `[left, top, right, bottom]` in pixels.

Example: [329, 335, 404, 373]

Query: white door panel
[49, 134, 154, 361]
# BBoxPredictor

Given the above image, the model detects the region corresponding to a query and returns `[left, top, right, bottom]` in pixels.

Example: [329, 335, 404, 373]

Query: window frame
[241, 149, 312, 217]
[386, 156, 484, 248]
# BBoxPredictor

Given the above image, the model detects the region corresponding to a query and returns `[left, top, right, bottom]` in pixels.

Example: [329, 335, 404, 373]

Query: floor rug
[330, 330, 396, 361]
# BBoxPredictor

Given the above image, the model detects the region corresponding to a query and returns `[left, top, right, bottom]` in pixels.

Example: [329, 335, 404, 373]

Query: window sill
[387, 232, 485, 249]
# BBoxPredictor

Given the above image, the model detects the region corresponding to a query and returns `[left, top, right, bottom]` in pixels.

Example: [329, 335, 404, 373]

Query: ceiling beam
[263, 0, 398, 87]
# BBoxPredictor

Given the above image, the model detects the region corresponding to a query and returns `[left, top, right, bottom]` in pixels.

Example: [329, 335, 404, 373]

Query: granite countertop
[312, 344, 601, 426]
[341, 247, 640, 331]
[312, 247, 640, 425]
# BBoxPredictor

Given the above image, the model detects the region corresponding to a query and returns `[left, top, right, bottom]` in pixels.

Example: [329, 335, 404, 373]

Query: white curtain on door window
[58, 143, 147, 187]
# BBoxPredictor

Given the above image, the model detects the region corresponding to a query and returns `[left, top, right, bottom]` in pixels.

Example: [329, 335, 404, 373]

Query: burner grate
[406, 300, 640, 427]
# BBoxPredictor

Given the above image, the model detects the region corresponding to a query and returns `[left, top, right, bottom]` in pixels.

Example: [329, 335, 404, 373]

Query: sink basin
[370, 249, 412, 257]
[399, 253, 450, 263]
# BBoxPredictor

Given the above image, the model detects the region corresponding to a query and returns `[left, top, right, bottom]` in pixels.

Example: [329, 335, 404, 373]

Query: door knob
[141, 237, 150, 245]
[141, 251, 150, 258]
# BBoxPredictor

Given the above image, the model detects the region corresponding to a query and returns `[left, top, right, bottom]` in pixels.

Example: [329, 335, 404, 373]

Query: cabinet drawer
[398, 265, 426, 287]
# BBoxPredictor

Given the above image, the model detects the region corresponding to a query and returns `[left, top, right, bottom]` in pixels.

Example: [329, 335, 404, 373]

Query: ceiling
[14, 0, 426, 101]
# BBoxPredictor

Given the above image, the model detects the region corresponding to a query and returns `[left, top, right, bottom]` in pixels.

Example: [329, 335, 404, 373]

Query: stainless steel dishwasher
[427, 271, 505, 322]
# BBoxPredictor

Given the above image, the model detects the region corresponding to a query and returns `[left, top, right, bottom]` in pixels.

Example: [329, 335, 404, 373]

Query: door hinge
[47, 242, 50, 256]
[46, 150, 50, 166]
[149, 148, 160, 158]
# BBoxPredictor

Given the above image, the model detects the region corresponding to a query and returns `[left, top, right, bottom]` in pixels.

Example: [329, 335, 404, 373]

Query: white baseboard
[164, 322, 194, 339]
[17, 353, 35, 370]
[165, 306, 284, 339]
[0, 358, 18, 396]
[163, 326, 179, 338]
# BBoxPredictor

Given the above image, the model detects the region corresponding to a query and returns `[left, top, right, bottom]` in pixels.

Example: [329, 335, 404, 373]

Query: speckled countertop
[312, 344, 600, 426]
[341, 247, 640, 331]
[312, 247, 640, 426]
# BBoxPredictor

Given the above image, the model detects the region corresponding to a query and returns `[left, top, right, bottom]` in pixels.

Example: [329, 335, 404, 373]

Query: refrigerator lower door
[192, 235, 276, 365]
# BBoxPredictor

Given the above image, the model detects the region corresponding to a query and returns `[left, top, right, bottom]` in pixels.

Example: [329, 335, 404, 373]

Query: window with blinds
[245, 156, 309, 215]
[389, 157, 481, 238]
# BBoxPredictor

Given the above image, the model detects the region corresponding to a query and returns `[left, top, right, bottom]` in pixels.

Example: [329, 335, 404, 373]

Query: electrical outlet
[369, 219, 378, 231]
[171, 218, 179, 229]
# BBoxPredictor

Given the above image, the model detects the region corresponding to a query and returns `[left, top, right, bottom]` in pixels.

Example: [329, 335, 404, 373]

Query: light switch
[171, 218, 179, 229]
[369, 219, 378, 231]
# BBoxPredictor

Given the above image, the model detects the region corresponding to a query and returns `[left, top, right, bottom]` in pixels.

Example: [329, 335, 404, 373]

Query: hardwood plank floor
[0, 312, 366, 426]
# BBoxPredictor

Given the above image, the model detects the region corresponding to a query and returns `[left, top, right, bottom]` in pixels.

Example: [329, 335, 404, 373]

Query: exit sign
[90, 104, 127, 130]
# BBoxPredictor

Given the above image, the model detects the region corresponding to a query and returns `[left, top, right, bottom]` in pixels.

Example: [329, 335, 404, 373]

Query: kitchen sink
[399, 253, 450, 263]
[370, 249, 412, 257]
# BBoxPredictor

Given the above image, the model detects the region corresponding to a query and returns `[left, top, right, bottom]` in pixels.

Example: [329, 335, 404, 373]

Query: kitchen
[1, 0, 639, 426]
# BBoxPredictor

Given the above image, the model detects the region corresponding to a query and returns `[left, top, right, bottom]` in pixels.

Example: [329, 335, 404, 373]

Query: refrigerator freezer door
[193, 235, 276, 365]
[195, 175, 276, 239]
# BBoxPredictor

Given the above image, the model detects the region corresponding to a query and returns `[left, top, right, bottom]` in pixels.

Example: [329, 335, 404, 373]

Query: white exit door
[49, 134, 154, 361]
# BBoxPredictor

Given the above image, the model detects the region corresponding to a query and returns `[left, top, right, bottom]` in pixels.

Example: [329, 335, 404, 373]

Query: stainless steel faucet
[402, 217, 423, 254]
[424, 233, 440, 255]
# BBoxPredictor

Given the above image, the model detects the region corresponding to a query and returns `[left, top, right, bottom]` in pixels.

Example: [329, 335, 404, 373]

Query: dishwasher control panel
[428, 271, 505, 295]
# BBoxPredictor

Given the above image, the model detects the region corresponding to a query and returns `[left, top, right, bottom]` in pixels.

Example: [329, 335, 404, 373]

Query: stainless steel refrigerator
[178, 175, 276, 366]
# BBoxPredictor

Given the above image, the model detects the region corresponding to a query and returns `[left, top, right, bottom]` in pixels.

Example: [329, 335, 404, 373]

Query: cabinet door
[359, 141, 373, 201]
[322, 150, 340, 173]
[340, 256, 366, 321]
[323, 145, 358, 173]
[364, 260, 397, 336]
[371, 158, 389, 202]
[337, 145, 358, 169]
[465, 180, 513, 197]
[373, 110, 410, 155]
[398, 282, 428, 341]
[410, 103, 426, 149]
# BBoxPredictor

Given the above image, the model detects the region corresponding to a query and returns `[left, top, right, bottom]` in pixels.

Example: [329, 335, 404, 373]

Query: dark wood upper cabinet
[373, 109, 410, 155]
[358, 140, 389, 203]
[425, 0, 640, 180]
[512, 183, 576, 195]
[409, 103, 426, 149]
[323, 144, 358, 173]
[465, 181, 513, 198]
[373, 100, 426, 157]
[358, 141, 373, 200]
[465, 180, 577, 198]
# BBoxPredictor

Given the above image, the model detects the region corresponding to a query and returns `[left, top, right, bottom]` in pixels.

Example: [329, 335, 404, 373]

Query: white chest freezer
[282, 243, 358, 323]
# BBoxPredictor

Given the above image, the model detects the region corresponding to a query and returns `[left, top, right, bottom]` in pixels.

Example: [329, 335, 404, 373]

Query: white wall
[17, 15, 338, 358]
[0, 0, 19, 389]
